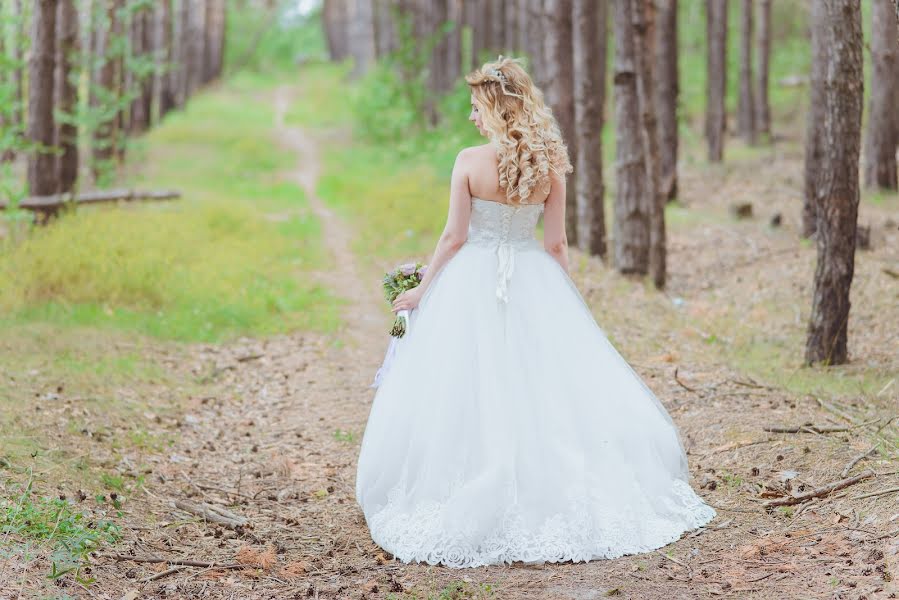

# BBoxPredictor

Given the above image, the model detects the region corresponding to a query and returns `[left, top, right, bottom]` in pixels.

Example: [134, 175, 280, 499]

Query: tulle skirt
[355, 239, 716, 568]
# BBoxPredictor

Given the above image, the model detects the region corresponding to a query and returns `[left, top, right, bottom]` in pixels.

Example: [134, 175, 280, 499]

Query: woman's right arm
[542, 170, 570, 275]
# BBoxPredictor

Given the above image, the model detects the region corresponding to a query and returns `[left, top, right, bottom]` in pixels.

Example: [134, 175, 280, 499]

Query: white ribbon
[371, 308, 412, 389]
[496, 242, 515, 304]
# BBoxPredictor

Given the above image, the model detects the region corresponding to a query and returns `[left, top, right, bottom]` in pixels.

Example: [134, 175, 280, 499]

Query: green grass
[0, 73, 343, 343]
[1, 472, 122, 584]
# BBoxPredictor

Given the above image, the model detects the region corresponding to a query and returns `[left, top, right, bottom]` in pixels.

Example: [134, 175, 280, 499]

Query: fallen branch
[850, 486, 899, 501]
[141, 566, 184, 582]
[840, 444, 879, 478]
[171, 499, 249, 529]
[762, 470, 875, 508]
[102, 554, 243, 569]
[673, 367, 697, 393]
[763, 424, 848, 434]
[2, 188, 181, 211]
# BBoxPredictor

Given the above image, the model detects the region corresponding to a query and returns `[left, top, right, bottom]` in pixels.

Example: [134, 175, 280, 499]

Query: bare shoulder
[457, 143, 495, 162]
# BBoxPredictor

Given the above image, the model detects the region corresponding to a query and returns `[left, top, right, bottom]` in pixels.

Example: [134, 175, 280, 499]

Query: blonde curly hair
[464, 55, 573, 205]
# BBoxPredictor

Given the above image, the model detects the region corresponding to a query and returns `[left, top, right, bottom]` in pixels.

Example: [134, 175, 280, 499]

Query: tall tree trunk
[705, 0, 727, 162]
[158, 0, 177, 119]
[525, 0, 545, 87]
[802, 0, 825, 238]
[505, 0, 519, 54]
[805, 0, 863, 366]
[129, 5, 151, 134]
[634, 0, 665, 288]
[323, 0, 349, 61]
[374, 0, 398, 58]
[14, 0, 26, 144]
[655, 0, 678, 201]
[28, 0, 59, 198]
[56, 0, 79, 194]
[863, 0, 899, 191]
[573, 0, 607, 259]
[446, 0, 462, 86]
[613, 0, 650, 275]
[544, 0, 576, 246]
[737, 0, 755, 144]
[187, 0, 206, 97]
[490, 0, 505, 55]
[755, 0, 771, 137]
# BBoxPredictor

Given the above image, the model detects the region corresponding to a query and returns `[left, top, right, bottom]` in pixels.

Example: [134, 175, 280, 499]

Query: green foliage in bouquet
[382, 262, 427, 337]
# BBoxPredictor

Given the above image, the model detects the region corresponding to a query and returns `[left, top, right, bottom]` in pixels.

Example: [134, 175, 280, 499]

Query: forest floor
[3, 81, 899, 599]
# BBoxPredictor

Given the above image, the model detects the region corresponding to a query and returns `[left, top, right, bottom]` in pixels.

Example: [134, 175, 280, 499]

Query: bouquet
[382, 261, 428, 337]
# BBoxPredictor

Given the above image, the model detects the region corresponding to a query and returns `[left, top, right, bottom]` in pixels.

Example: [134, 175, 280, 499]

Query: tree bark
[129, 5, 152, 134]
[613, 0, 650, 275]
[705, 0, 727, 162]
[543, 0, 577, 246]
[446, 0, 462, 86]
[28, 0, 59, 197]
[655, 0, 678, 201]
[490, 0, 506, 55]
[755, 0, 771, 137]
[505, 0, 520, 54]
[573, 0, 607, 259]
[738, 0, 755, 144]
[56, 0, 79, 194]
[802, 0, 825, 238]
[14, 0, 26, 143]
[525, 0, 545, 87]
[348, 0, 376, 79]
[805, 0, 863, 366]
[635, 0, 665, 288]
[158, 0, 177, 119]
[863, 0, 899, 191]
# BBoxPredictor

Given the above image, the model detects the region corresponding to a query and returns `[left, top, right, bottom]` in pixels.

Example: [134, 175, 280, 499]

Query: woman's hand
[392, 287, 424, 312]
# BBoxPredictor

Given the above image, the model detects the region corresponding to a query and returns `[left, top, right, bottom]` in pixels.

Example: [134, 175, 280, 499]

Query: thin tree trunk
[28, 0, 59, 197]
[573, 0, 607, 259]
[129, 5, 151, 134]
[805, 0, 863, 366]
[505, 0, 519, 54]
[56, 0, 79, 193]
[705, 0, 727, 162]
[158, 0, 176, 119]
[613, 0, 650, 275]
[655, 0, 678, 201]
[525, 0, 545, 87]
[755, 0, 771, 137]
[14, 0, 26, 143]
[544, 0, 576, 246]
[738, 0, 755, 144]
[802, 0, 825, 238]
[863, 0, 899, 190]
[490, 0, 505, 55]
[446, 0, 462, 86]
[635, 0, 665, 288]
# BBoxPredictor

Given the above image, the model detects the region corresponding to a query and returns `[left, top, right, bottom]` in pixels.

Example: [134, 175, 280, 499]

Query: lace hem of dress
[365, 478, 717, 569]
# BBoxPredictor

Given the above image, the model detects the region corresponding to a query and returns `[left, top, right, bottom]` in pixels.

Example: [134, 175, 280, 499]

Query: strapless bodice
[466, 197, 544, 247]
[466, 197, 544, 304]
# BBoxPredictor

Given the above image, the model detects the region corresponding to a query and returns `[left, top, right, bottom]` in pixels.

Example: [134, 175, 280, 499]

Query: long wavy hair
[464, 56, 573, 205]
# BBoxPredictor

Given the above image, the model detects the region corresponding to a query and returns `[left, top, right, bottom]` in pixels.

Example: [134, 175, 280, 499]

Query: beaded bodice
[466, 197, 545, 304]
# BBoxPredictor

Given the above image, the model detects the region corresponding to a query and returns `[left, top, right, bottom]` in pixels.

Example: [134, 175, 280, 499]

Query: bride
[355, 56, 716, 568]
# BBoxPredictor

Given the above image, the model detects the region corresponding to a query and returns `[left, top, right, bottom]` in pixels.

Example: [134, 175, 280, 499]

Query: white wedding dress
[355, 196, 716, 568]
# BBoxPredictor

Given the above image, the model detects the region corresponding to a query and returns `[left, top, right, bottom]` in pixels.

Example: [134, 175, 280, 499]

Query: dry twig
[762, 470, 875, 507]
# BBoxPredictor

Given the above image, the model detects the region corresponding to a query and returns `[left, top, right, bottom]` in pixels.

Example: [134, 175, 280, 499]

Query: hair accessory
[488, 66, 507, 85]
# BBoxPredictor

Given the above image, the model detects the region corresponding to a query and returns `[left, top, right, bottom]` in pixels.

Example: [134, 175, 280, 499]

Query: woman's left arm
[392, 150, 472, 313]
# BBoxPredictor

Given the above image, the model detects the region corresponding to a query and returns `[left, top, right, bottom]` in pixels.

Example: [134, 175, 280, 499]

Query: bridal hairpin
[488, 66, 507, 85]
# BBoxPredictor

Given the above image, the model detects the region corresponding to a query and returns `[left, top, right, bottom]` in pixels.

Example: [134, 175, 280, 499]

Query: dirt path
[88, 89, 898, 600]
